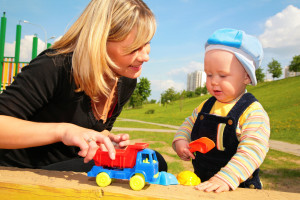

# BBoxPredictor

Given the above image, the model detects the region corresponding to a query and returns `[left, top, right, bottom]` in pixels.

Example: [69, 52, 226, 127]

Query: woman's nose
[137, 44, 150, 62]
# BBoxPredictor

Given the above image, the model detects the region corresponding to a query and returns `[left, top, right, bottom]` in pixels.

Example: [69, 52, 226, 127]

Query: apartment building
[187, 71, 206, 91]
[285, 66, 300, 78]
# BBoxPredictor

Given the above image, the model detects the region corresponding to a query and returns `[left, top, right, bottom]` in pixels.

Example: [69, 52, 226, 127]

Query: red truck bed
[93, 143, 149, 168]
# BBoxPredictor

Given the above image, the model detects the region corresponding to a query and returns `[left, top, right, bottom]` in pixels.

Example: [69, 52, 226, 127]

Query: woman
[0, 0, 166, 172]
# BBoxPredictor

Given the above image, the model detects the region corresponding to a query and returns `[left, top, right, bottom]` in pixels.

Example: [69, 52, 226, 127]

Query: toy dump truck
[87, 143, 178, 191]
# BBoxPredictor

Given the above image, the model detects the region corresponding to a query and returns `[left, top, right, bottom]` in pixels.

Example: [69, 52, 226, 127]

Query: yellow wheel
[96, 172, 112, 187]
[129, 173, 145, 191]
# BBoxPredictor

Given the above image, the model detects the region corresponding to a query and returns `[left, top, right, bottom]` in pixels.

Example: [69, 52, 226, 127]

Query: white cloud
[259, 5, 300, 49]
[168, 61, 204, 75]
[151, 79, 185, 93]
[4, 42, 15, 58]
[4, 35, 48, 62]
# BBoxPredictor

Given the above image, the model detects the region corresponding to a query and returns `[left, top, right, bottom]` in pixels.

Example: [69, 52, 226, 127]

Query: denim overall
[191, 93, 262, 189]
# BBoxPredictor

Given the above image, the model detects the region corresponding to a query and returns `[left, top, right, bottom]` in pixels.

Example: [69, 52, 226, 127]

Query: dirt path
[115, 118, 300, 156]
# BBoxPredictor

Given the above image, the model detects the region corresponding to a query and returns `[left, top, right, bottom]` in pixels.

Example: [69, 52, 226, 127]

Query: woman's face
[107, 29, 151, 79]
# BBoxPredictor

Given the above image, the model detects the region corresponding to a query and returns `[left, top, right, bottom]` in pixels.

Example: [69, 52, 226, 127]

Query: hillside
[119, 76, 300, 144]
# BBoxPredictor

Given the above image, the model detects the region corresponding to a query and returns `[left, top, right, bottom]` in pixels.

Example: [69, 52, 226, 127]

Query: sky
[1, 0, 300, 101]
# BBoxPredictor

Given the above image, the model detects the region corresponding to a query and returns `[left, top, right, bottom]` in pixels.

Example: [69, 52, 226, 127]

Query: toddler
[173, 28, 270, 193]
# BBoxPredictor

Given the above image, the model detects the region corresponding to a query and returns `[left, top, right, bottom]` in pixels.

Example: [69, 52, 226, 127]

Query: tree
[201, 85, 208, 95]
[195, 87, 202, 96]
[129, 89, 143, 108]
[186, 91, 195, 98]
[255, 67, 265, 83]
[148, 99, 157, 104]
[180, 90, 187, 98]
[289, 55, 300, 73]
[136, 77, 151, 102]
[160, 87, 177, 106]
[129, 77, 151, 108]
[268, 59, 282, 80]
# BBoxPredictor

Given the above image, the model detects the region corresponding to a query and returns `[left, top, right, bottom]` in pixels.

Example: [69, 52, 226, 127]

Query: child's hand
[174, 139, 195, 161]
[195, 176, 230, 193]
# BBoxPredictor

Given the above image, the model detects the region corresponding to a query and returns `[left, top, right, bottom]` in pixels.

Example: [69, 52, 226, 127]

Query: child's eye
[220, 75, 227, 78]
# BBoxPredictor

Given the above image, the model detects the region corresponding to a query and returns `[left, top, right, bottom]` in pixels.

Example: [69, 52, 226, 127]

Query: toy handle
[189, 137, 215, 154]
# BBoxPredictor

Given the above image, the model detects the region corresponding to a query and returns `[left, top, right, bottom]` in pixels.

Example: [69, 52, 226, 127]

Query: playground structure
[1, 57, 27, 91]
[0, 12, 47, 92]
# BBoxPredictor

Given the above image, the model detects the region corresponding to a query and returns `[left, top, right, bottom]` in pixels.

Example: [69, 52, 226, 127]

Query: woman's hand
[174, 139, 195, 161]
[107, 132, 130, 149]
[195, 176, 230, 193]
[59, 124, 117, 163]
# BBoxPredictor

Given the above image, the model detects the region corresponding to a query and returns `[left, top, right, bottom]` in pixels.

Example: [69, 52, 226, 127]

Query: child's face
[204, 50, 251, 103]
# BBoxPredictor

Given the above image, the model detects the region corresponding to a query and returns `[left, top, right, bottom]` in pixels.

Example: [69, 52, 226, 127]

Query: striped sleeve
[172, 101, 206, 151]
[215, 102, 270, 190]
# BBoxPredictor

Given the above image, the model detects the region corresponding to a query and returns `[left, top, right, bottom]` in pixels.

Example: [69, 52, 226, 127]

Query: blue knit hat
[205, 28, 263, 86]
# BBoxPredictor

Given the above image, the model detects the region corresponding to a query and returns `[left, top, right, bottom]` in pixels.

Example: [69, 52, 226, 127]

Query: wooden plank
[0, 167, 299, 200]
[0, 182, 102, 200]
[0, 182, 163, 200]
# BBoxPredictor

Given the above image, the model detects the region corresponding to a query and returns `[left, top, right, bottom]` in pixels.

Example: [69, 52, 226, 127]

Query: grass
[247, 76, 300, 144]
[261, 150, 300, 178]
[121, 131, 175, 144]
[259, 149, 300, 192]
[120, 95, 209, 126]
[113, 120, 173, 129]
[119, 76, 300, 144]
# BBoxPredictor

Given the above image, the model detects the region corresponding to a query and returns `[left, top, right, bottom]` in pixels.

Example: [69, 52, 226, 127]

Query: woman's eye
[130, 49, 139, 54]
[130, 42, 150, 54]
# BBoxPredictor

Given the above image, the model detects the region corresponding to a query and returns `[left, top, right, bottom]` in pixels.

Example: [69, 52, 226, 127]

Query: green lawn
[113, 120, 173, 129]
[256, 149, 300, 192]
[247, 76, 300, 144]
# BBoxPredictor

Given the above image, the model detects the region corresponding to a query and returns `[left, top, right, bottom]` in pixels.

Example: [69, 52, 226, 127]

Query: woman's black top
[0, 50, 136, 168]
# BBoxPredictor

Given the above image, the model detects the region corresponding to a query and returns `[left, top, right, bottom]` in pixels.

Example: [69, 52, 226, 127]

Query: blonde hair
[50, 0, 156, 101]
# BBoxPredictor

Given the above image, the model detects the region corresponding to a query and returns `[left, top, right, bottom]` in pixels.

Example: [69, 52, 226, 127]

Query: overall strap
[227, 93, 258, 120]
[200, 96, 217, 113]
